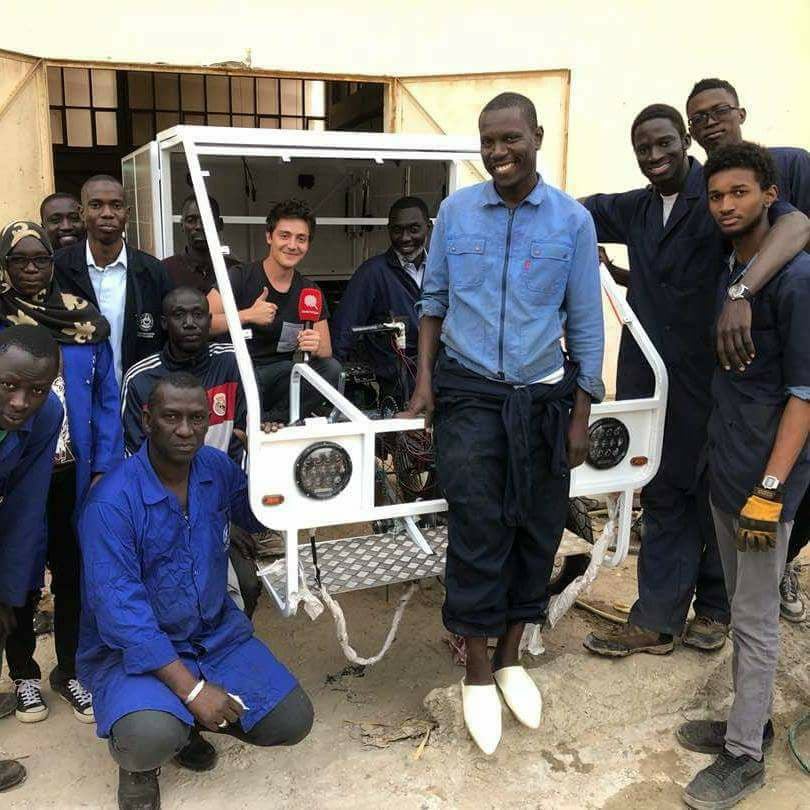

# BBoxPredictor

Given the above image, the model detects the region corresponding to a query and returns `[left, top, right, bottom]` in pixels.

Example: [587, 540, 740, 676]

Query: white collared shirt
[86, 241, 127, 384]
[394, 249, 426, 289]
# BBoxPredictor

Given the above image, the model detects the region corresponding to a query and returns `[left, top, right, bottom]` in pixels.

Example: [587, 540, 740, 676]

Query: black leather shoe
[0, 760, 26, 792]
[173, 729, 217, 772]
[683, 750, 764, 809]
[677, 719, 774, 755]
[117, 768, 160, 810]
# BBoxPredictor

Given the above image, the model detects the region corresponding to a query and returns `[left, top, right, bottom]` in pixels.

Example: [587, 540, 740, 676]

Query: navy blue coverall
[583, 157, 796, 635]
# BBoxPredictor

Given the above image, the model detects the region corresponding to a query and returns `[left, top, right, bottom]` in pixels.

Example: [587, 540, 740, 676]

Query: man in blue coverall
[404, 92, 604, 755]
[582, 104, 809, 658]
[77, 372, 313, 810]
[0, 324, 62, 793]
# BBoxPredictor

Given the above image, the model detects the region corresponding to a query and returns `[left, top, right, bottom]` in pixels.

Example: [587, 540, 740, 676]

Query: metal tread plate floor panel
[264, 527, 593, 597]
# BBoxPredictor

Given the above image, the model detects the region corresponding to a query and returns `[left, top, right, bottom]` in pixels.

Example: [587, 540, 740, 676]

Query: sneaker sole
[55, 693, 95, 724]
[583, 641, 674, 658]
[682, 636, 727, 652]
[780, 606, 806, 623]
[683, 773, 764, 809]
[15, 706, 49, 723]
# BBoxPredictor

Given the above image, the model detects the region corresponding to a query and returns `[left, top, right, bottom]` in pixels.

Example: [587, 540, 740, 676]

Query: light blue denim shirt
[417, 177, 605, 400]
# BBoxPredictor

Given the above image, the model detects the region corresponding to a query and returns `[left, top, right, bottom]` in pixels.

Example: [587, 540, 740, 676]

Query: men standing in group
[162, 194, 240, 293]
[40, 193, 84, 251]
[0, 325, 63, 793]
[679, 142, 810, 810]
[332, 195, 432, 402]
[582, 105, 809, 659]
[78, 373, 312, 810]
[404, 92, 604, 754]
[685, 77, 810, 623]
[54, 175, 174, 385]
[121, 286, 261, 617]
[208, 199, 341, 420]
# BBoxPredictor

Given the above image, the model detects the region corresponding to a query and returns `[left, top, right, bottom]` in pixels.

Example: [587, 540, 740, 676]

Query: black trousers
[253, 356, 342, 421]
[5, 465, 80, 682]
[435, 392, 570, 638]
[108, 685, 314, 772]
[629, 470, 730, 636]
[787, 486, 810, 565]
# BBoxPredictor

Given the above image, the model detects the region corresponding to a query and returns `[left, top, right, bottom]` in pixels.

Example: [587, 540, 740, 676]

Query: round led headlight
[294, 442, 352, 500]
[586, 418, 630, 470]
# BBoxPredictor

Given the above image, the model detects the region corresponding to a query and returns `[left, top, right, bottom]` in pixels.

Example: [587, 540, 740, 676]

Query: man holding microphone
[403, 92, 604, 755]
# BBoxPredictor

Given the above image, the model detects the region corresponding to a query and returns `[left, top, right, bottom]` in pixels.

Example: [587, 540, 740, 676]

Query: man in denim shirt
[403, 92, 604, 755]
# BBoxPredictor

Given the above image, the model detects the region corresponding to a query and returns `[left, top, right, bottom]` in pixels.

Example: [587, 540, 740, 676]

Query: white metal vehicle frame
[125, 126, 668, 618]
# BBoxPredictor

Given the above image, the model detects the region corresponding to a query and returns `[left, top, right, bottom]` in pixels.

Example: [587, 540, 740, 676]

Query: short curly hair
[703, 142, 777, 190]
[687, 78, 739, 106]
[630, 103, 687, 143]
[265, 199, 316, 240]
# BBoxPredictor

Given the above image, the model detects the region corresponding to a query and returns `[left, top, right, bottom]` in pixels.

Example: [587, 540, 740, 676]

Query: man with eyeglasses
[581, 104, 810, 661]
[40, 193, 85, 251]
[686, 77, 810, 625]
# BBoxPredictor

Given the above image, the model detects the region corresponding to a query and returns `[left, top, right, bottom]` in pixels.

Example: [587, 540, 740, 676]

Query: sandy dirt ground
[1, 543, 808, 810]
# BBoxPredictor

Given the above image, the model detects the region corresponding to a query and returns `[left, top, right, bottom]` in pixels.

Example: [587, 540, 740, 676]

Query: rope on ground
[318, 582, 418, 666]
[788, 713, 810, 775]
[520, 494, 619, 656]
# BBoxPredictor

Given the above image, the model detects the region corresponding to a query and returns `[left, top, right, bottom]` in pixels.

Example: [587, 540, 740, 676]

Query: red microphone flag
[298, 287, 323, 324]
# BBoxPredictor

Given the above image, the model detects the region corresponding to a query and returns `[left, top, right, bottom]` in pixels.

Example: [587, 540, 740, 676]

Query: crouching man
[77, 372, 313, 810]
[679, 143, 810, 809]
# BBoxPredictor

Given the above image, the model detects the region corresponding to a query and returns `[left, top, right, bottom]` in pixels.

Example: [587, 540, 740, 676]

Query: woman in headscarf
[0, 220, 123, 727]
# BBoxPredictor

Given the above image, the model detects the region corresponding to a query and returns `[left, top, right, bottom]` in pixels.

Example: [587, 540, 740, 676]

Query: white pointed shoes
[493, 666, 542, 729]
[461, 680, 502, 755]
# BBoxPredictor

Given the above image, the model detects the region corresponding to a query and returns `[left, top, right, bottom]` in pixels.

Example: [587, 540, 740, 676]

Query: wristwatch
[727, 281, 752, 301]
[760, 475, 783, 492]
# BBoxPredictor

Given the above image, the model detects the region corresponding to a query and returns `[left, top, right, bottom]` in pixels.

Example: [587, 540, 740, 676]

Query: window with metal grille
[48, 66, 119, 147]
[48, 68, 327, 148]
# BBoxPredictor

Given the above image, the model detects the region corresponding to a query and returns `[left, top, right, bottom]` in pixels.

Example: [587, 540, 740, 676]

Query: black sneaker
[51, 676, 94, 724]
[677, 719, 774, 755]
[173, 729, 217, 771]
[117, 768, 160, 810]
[683, 750, 764, 809]
[14, 679, 49, 723]
[0, 759, 27, 792]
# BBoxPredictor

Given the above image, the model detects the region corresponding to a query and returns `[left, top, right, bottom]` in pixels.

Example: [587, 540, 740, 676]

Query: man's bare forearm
[155, 659, 199, 701]
[415, 316, 443, 378]
[763, 396, 810, 482]
[742, 212, 810, 294]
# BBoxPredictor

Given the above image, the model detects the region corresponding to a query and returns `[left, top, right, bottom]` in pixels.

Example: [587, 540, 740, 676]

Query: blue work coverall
[0, 393, 62, 608]
[77, 444, 298, 738]
[582, 156, 796, 634]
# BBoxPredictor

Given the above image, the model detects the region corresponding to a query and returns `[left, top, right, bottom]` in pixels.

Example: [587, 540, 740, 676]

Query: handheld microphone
[297, 287, 323, 363]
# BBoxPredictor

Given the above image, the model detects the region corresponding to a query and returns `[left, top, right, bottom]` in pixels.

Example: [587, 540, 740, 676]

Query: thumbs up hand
[247, 288, 277, 326]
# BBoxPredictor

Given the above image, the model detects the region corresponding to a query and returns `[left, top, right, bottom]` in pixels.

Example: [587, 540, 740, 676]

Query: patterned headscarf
[0, 220, 110, 344]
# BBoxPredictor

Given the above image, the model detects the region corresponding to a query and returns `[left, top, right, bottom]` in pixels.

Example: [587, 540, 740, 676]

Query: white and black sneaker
[780, 563, 806, 623]
[14, 679, 49, 723]
[53, 678, 94, 724]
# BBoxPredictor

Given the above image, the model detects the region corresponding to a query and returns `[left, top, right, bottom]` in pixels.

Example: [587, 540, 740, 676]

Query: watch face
[729, 284, 745, 300]
[761, 475, 781, 490]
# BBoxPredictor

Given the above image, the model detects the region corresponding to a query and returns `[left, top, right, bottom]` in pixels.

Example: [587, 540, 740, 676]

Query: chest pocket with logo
[447, 236, 488, 289]
[523, 241, 571, 299]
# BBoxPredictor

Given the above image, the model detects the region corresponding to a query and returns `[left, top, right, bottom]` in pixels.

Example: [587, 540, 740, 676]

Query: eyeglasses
[688, 104, 741, 129]
[6, 255, 53, 271]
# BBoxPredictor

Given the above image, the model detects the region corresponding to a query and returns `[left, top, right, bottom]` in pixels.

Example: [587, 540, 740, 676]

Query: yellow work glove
[736, 486, 782, 552]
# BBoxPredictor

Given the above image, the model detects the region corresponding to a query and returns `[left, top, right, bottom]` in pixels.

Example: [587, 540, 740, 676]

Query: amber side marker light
[262, 495, 285, 506]
[630, 456, 648, 467]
